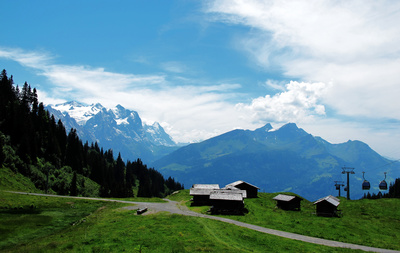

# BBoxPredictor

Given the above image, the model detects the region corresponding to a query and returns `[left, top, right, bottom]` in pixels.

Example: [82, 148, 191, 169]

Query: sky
[1, 0, 400, 159]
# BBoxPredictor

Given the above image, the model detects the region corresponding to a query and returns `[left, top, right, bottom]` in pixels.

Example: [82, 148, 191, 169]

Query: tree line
[0, 69, 183, 198]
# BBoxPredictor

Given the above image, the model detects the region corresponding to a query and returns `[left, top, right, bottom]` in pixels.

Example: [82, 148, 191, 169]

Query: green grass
[172, 191, 400, 251]
[0, 166, 40, 193]
[0, 191, 358, 252]
[1, 189, 397, 252]
[0, 191, 112, 251]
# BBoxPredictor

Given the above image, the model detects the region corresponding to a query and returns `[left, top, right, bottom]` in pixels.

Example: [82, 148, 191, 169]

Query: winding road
[8, 191, 399, 253]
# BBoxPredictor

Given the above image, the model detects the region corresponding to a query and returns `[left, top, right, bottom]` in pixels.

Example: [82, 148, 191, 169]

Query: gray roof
[192, 184, 220, 189]
[209, 191, 244, 201]
[213, 189, 247, 198]
[273, 194, 302, 202]
[190, 184, 220, 196]
[314, 195, 340, 207]
[226, 180, 260, 189]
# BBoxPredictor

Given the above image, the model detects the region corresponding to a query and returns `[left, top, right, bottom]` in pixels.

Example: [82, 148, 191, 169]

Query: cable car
[379, 172, 388, 190]
[362, 172, 370, 190]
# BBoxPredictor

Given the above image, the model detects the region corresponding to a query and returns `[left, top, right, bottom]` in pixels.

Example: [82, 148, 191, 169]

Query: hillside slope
[153, 123, 400, 201]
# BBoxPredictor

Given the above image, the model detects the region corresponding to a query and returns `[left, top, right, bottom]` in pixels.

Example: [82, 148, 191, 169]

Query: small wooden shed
[273, 194, 303, 211]
[190, 184, 220, 206]
[222, 185, 247, 198]
[313, 195, 340, 217]
[209, 190, 244, 214]
[225, 180, 259, 198]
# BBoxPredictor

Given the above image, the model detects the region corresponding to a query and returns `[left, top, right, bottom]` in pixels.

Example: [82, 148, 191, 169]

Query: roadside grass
[0, 191, 113, 250]
[165, 189, 191, 202]
[237, 193, 400, 250]
[172, 191, 400, 251]
[0, 166, 40, 193]
[0, 191, 359, 252]
[168, 189, 211, 213]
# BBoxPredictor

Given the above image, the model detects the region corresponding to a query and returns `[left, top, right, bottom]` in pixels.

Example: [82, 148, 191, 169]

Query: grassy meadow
[0, 191, 360, 252]
[172, 190, 400, 251]
[0, 169, 398, 252]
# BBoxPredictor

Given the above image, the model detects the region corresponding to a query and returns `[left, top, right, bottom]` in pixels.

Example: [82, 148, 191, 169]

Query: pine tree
[70, 171, 78, 196]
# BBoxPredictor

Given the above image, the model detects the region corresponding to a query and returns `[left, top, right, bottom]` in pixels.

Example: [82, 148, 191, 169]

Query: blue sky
[1, 0, 400, 159]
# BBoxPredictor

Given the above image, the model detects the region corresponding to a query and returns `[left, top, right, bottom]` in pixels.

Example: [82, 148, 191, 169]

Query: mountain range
[151, 123, 400, 201]
[46, 101, 179, 163]
[47, 101, 400, 201]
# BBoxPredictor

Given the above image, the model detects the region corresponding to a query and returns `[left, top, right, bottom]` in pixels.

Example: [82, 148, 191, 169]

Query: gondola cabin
[273, 194, 303, 211]
[379, 180, 388, 190]
[362, 180, 370, 190]
[362, 172, 370, 190]
[379, 172, 388, 190]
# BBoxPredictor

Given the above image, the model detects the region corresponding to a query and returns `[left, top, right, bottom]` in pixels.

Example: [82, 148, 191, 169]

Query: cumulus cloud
[236, 81, 327, 123]
[206, 0, 400, 121]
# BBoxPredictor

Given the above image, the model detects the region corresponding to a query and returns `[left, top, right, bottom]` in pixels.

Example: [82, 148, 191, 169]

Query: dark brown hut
[209, 190, 244, 214]
[313, 195, 340, 217]
[225, 180, 259, 198]
[273, 194, 303, 211]
[189, 184, 220, 205]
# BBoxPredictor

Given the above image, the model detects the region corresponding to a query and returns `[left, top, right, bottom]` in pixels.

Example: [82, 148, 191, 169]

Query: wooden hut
[222, 185, 247, 198]
[273, 194, 303, 211]
[225, 180, 259, 198]
[313, 195, 340, 217]
[209, 190, 244, 214]
[189, 184, 220, 205]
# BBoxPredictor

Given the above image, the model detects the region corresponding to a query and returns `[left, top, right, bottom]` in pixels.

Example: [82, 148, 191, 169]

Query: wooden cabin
[189, 184, 220, 206]
[209, 190, 244, 214]
[225, 180, 259, 198]
[313, 195, 340, 217]
[273, 194, 303, 211]
[221, 185, 247, 198]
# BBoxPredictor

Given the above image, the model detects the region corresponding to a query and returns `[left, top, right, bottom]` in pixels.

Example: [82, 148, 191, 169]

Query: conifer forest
[0, 69, 183, 198]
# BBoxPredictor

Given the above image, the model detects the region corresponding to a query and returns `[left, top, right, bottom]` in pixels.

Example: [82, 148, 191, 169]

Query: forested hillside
[0, 69, 183, 198]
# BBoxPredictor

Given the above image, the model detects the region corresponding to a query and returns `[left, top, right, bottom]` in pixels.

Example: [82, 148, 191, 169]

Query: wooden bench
[136, 207, 148, 215]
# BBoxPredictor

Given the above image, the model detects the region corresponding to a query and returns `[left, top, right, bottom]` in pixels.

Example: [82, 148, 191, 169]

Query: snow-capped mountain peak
[46, 101, 178, 162]
[50, 101, 104, 125]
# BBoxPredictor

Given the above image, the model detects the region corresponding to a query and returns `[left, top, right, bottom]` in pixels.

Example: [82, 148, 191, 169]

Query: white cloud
[236, 81, 327, 123]
[264, 79, 286, 91]
[206, 0, 400, 121]
[0, 47, 249, 143]
[205, 0, 400, 158]
[2, 43, 400, 158]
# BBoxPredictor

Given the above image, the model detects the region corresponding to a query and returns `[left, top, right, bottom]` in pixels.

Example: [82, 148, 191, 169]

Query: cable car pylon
[334, 181, 345, 197]
[342, 167, 355, 200]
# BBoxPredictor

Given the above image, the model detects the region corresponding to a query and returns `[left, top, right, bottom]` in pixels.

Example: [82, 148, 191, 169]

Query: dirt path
[8, 191, 399, 253]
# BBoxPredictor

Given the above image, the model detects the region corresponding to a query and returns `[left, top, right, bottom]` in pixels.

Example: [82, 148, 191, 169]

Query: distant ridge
[152, 123, 400, 201]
